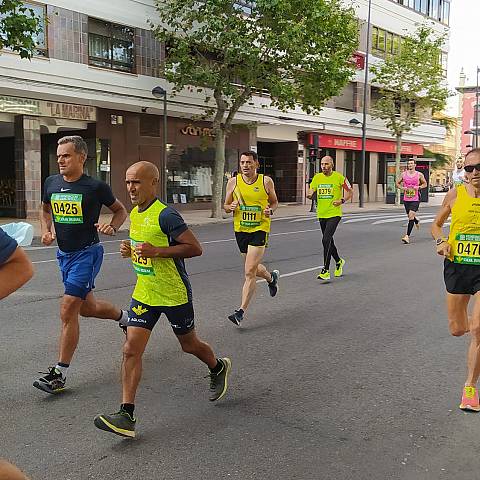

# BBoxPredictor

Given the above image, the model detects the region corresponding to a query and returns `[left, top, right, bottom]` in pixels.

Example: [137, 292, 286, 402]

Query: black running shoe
[207, 357, 232, 402]
[228, 309, 243, 326]
[268, 269, 280, 297]
[94, 409, 136, 438]
[118, 309, 128, 335]
[33, 367, 66, 394]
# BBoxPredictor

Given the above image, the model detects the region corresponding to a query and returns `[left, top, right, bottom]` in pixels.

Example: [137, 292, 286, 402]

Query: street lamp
[152, 86, 168, 200]
[352, 0, 372, 208]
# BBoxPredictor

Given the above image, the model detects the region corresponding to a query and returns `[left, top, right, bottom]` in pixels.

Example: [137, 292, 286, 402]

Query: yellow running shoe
[317, 268, 330, 280]
[334, 258, 345, 277]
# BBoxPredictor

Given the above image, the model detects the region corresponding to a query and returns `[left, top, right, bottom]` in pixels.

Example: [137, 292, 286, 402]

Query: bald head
[126, 161, 160, 209]
[127, 161, 160, 181]
[321, 155, 334, 164]
[320, 155, 334, 175]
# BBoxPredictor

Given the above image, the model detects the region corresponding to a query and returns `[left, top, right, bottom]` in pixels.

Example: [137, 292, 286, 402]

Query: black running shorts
[127, 298, 195, 335]
[404, 201, 420, 214]
[235, 230, 269, 254]
[444, 259, 480, 295]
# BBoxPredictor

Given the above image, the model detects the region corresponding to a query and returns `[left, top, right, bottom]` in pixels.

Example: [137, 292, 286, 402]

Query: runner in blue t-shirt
[34, 135, 128, 395]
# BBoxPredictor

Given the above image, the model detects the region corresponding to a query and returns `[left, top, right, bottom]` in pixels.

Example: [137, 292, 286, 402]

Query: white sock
[55, 364, 68, 377]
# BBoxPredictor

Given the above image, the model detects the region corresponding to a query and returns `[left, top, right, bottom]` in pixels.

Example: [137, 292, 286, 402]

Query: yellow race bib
[51, 193, 83, 224]
[317, 184, 334, 200]
[130, 239, 154, 275]
[453, 234, 480, 265]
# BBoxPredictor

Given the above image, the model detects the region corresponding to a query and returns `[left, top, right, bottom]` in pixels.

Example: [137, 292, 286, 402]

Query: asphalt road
[1, 205, 478, 480]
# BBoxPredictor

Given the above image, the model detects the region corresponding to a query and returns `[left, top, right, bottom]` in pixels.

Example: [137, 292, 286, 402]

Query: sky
[446, 0, 480, 115]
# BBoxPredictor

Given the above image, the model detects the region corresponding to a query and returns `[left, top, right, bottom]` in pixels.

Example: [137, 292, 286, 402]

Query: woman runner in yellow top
[432, 148, 480, 412]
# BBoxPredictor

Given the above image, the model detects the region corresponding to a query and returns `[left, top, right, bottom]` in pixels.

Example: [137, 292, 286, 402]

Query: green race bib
[130, 239, 154, 275]
[453, 233, 480, 265]
[317, 184, 334, 200]
[240, 205, 262, 228]
[51, 193, 83, 224]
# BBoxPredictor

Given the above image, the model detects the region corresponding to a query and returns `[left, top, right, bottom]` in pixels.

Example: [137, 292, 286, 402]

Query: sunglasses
[464, 164, 480, 173]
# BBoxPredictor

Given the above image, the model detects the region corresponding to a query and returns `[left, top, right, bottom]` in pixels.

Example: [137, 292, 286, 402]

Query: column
[369, 152, 379, 203]
[14, 115, 42, 219]
[335, 149, 345, 175]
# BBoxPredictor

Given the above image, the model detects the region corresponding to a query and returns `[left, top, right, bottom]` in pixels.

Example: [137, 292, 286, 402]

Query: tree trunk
[211, 127, 226, 218]
[395, 134, 402, 206]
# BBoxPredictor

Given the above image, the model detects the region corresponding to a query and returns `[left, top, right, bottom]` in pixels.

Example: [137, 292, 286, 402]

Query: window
[234, 1, 254, 14]
[371, 27, 402, 59]
[440, 51, 448, 77]
[88, 18, 135, 73]
[390, 0, 450, 24]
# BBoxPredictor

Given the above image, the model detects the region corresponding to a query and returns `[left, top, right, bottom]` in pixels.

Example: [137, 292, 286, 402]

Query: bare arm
[40, 203, 56, 246]
[419, 173, 428, 190]
[306, 187, 315, 200]
[264, 176, 278, 214]
[134, 228, 202, 259]
[431, 189, 455, 257]
[0, 247, 34, 300]
[395, 176, 404, 190]
[343, 179, 353, 202]
[224, 178, 238, 213]
[96, 199, 128, 235]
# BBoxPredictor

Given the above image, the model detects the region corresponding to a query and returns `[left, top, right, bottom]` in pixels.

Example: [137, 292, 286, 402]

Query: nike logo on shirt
[60, 188, 71, 192]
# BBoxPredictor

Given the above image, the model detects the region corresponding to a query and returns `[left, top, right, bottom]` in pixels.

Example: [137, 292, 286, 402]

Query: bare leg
[256, 262, 272, 282]
[122, 327, 151, 404]
[176, 329, 217, 369]
[59, 294, 83, 364]
[0, 460, 30, 480]
[446, 293, 470, 337]
[466, 292, 480, 386]
[79, 291, 122, 320]
[240, 246, 266, 311]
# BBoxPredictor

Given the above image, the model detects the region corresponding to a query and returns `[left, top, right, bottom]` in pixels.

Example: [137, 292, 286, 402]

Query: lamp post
[152, 86, 168, 200]
[352, 0, 372, 208]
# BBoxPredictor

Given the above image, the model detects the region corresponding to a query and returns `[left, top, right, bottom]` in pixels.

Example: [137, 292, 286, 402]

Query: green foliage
[151, 0, 359, 124]
[0, 0, 42, 59]
[370, 25, 450, 138]
[423, 148, 451, 170]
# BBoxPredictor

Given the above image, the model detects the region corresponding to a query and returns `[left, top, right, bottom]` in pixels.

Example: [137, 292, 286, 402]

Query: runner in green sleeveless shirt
[94, 162, 231, 438]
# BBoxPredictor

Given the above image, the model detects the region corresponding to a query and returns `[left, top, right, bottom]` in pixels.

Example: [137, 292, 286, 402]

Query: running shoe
[94, 409, 136, 438]
[118, 309, 128, 334]
[459, 386, 480, 412]
[317, 268, 330, 280]
[268, 270, 280, 297]
[228, 309, 244, 326]
[334, 258, 345, 277]
[33, 367, 66, 394]
[207, 357, 232, 402]
[401, 235, 410, 244]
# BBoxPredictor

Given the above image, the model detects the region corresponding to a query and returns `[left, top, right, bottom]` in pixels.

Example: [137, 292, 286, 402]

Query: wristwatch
[341, 198, 345, 204]
[269, 208, 274, 216]
[435, 237, 447, 246]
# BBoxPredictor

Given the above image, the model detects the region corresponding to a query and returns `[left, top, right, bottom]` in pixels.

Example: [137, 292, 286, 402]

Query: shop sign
[181, 124, 215, 137]
[352, 52, 365, 70]
[0, 96, 96, 121]
[318, 134, 424, 156]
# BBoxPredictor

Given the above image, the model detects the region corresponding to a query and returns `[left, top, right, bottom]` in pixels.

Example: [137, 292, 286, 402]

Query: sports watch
[435, 237, 447, 246]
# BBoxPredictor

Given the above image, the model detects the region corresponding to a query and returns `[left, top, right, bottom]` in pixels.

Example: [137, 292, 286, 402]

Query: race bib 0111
[240, 205, 262, 228]
[51, 193, 83, 224]
[454, 233, 480, 265]
[130, 239, 155, 275]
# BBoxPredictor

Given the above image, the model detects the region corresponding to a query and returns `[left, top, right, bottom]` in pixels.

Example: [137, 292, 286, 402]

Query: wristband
[341, 198, 345, 204]
[109, 224, 117, 233]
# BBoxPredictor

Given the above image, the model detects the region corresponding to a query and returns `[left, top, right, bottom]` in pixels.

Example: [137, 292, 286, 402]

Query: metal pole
[359, 0, 372, 208]
[163, 92, 168, 200]
[476, 67, 479, 149]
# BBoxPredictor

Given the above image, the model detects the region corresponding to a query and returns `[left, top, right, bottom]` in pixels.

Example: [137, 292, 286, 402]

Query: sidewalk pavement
[0, 194, 445, 239]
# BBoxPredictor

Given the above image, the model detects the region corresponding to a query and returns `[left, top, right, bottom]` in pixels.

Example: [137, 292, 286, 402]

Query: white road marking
[25, 238, 122, 251]
[343, 214, 405, 224]
[372, 215, 435, 225]
[257, 266, 321, 283]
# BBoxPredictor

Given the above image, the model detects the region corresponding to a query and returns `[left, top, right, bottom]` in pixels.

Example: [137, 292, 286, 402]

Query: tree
[0, 0, 42, 59]
[151, 0, 359, 217]
[370, 25, 450, 204]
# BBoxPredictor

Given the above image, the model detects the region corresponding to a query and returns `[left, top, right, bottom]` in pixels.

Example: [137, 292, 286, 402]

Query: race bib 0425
[240, 205, 262, 228]
[130, 239, 154, 275]
[454, 233, 480, 265]
[405, 188, 416, 197]
[51, 193, 83, 224]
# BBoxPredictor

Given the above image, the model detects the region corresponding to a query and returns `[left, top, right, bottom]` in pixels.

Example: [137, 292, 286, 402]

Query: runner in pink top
[396, 159, 427, 244]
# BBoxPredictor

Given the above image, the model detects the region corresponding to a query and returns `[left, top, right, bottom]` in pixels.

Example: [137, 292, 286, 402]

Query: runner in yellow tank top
[224, 151, 280, 326]
[432, 148, 480, 412]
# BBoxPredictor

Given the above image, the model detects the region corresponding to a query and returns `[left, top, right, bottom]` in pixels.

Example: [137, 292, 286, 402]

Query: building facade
[0, 0, 450, 218]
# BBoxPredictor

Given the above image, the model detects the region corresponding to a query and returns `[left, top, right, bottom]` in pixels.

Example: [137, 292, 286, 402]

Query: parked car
[431, 184, 446, 193]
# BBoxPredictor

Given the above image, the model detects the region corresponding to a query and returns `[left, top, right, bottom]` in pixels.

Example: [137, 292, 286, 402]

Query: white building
[0, 0, 450, 217]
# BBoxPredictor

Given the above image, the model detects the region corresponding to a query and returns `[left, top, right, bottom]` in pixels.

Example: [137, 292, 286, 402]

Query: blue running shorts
[57, 243, 104, 300]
